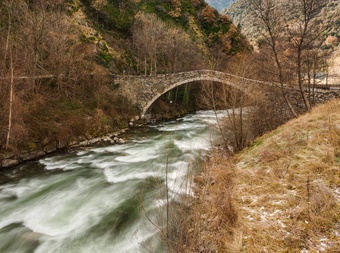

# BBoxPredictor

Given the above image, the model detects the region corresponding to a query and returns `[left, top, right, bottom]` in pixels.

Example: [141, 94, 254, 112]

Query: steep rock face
[221, 0, 255, 45]
[223, 0, 340, 47]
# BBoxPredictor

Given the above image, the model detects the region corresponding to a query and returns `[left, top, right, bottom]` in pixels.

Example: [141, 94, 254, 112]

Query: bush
[102, 3, 135, 32]
[98, 51, 113, 65]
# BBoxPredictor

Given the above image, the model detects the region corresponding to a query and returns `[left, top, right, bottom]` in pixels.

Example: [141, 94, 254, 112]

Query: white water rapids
[0, 110, 226, 253]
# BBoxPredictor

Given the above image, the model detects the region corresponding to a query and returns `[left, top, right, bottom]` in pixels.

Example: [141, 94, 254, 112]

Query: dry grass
[183, 99, 340, 252]
[179, 151, 239, 252]
[236, 99, 340, 252]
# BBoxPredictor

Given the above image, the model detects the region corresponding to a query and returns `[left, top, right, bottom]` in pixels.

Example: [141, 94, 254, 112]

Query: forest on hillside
[0, 0, 250, 157]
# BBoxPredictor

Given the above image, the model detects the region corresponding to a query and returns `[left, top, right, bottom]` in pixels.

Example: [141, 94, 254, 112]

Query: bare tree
[199, 80, 230, 150]
[0, 0, 96, 150]
[251, 0, 298, 117]
[165, 27, 188, 73]
[132, 13, 166, 75]
[251, 0, 327, 114]
[304, 49, 328, 103]
[286, 0, 327, 110]
[132, 12, 205, 75]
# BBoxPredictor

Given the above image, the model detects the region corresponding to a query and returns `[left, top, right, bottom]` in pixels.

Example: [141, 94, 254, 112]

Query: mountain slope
[223, 0, 340, 47]
[74, 0, 251, 73]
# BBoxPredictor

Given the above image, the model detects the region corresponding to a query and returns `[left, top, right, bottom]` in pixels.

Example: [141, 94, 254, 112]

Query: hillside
[184, 99, 340, 252]
[73, 0, 250, 74]
[0, 0, 250, 161]
[224, 0, 340, 48]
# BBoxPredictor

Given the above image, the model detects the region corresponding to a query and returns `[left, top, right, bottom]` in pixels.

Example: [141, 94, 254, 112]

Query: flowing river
[0, 110, 224, 253]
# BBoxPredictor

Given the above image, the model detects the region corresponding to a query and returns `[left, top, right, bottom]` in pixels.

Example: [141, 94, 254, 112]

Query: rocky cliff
[223, 0, 340, 48]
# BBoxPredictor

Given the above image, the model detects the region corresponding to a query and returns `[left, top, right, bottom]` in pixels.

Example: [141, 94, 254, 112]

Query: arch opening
[142, 78, 249, 121]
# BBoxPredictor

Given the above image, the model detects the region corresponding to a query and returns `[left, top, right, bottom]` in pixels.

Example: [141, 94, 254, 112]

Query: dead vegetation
[172, 151, 239, 253]
[181, 99, 340, 252]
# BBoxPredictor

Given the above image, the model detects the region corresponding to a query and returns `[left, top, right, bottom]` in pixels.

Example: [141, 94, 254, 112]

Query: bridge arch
[141, 77, 238, 117]
[114, 70, 281, 119]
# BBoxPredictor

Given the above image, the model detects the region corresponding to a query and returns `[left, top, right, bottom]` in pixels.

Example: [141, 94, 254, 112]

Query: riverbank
[182, 99, 340, 252]
[0, 118, 146, 169]
[0, 88, 203, 169]
[0, 102, 200, 169]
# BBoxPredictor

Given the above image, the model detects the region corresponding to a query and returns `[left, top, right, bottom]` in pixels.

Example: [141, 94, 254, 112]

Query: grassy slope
[189, 99, 340, 252]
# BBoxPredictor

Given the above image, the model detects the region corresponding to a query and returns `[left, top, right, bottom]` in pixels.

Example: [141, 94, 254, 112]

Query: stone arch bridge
[113, 70, 281, 118]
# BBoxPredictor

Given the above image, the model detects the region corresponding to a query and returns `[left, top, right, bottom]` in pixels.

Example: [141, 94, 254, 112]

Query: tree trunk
[5, 3, 13, 150]
[259, 2, 298, 118]
[211, 84, 228, 150]
[312, 65, 316, 104]
[165, 144, 170, 253]
[174, 87, 179, 104]
[297, 48, 311, 111]
[273, 43, 298, 117]
[6, 47, 14, 150]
